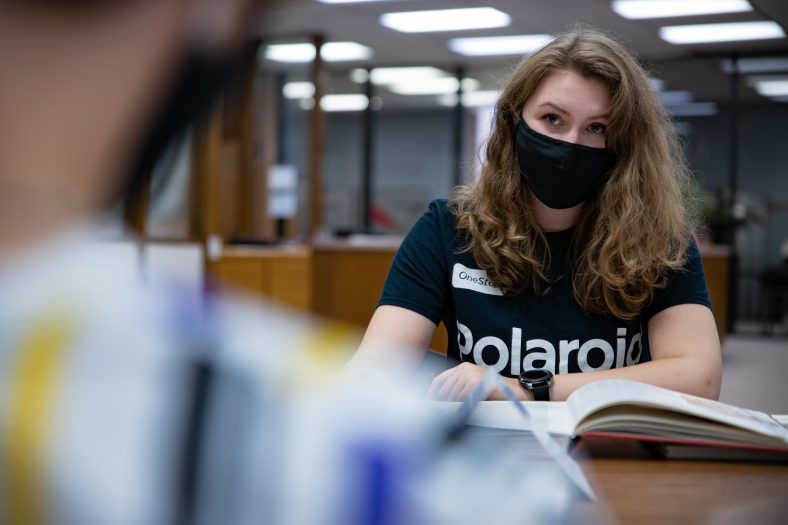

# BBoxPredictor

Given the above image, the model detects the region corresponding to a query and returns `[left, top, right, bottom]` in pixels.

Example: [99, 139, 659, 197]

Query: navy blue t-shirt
[379, 199, 711, 378]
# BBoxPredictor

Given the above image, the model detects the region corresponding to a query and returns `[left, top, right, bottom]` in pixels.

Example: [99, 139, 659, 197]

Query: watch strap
[531, 383, 550, 401]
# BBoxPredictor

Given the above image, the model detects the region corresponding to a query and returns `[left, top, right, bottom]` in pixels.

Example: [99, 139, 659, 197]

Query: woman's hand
[427, 362, 531, 401]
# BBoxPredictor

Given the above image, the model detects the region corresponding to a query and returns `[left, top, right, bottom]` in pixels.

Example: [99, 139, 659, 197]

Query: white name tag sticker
[451, 263, 503, 296]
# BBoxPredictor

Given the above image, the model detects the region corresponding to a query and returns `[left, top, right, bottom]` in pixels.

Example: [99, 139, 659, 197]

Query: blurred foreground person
[0, 2, 590, 524]
[0, 1, 296, 524]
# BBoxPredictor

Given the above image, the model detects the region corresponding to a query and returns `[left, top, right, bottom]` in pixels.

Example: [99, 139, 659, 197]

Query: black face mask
[121, 50, 240, 218]
[515, 120, 617, 210]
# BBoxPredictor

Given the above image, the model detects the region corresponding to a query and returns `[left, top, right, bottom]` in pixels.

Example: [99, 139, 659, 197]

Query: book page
[773, 414, 788, 427]
[466, 401, 575, 436]
[565, 379, 788, 441]
[421, 400, 575, 436]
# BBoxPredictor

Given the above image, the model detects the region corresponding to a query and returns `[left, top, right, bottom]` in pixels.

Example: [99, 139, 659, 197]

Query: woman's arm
[430, 303, 721, 402]
[348, 305, 438, 373]
[547, 303, 722, 400]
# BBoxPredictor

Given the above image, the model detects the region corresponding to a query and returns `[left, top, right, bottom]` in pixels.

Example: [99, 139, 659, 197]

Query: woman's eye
[543, 113, 562, 126]
[588, 123, 607, 134]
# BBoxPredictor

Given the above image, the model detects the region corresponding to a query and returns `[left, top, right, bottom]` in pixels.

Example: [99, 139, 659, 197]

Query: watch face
[520, 369, 553, 384]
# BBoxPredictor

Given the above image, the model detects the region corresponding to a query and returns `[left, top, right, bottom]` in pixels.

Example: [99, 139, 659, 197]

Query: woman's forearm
[549, 355, 722, 401]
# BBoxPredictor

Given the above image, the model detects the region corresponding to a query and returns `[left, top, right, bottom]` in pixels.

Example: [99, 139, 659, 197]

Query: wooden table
[569, 452, 788, 524]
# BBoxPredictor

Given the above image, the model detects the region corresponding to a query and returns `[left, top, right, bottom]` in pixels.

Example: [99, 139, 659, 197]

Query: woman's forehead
[527, 69, 611, 117]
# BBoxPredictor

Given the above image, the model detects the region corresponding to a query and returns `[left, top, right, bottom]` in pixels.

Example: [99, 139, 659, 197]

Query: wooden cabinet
[207, 240, 448, 353]
[209, 246, 312, 312]
[310, 240, 448, 353]
[698, 243, 730, 342]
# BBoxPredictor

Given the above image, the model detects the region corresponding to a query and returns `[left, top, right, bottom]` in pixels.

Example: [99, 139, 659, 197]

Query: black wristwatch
[518, 369, 554, 401]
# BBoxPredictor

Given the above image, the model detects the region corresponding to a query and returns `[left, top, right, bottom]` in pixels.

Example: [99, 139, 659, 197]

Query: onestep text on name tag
[451, 263, 503, 296]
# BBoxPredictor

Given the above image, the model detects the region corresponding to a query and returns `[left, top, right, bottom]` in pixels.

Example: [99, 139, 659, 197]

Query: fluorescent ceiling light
[322, 42, 374, 61]
[263, 41, 373, 63]
[612, 0, 752, 19]
[439, 90, 501, 107]
[448, 34, 554, 56]
[659, 21, 785, 44]
[350, 67, 449, 85]
[387, 77, 480, 95]
[659, 90, 693, 104]
[320, 94, 369, 111]
[380, 7, 510, 33]
[750, 77, 788, 97]
[720, 57, 788, 74]
[264, 43, 315, 63]
[666, 102, 718, 117]
[317, 0, 387, 3]
[283, 82, 315, 99]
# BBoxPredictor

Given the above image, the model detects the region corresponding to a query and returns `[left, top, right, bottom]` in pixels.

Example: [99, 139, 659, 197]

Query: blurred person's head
[452, 28, 693, 319]
[0, 0, 251, 253]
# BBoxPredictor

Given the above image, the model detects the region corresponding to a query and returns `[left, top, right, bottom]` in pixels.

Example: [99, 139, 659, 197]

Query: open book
[464, 379, 788, 461]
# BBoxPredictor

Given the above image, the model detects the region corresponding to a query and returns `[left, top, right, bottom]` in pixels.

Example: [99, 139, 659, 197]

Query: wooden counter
[208, 244, 312, 312]
[698, 242, 731, 341]
[310, 238, 400, 326]
[310, 238, 449, 353]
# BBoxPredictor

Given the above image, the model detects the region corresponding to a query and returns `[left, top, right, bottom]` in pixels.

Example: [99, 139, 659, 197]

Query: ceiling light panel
[320, 94, 370, 112]
[448, 34, 554, 56]
[264, 43, 316, 63]
[350, 67, 450, 85]
[283, 82, 315, 99]
[263, 42, 373, 63]
[380, 7, 511, 33]
[387, 77, 480, 95]
[751, 77, 788, 97]
[612, 0, 753, 19]
[321, 42, 374, 61]
[659, 21, 786, 44]
[317, 0, 388, 3]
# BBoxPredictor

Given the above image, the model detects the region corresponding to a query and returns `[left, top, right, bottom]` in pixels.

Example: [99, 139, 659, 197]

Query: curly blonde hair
[450, 28, 695, 319]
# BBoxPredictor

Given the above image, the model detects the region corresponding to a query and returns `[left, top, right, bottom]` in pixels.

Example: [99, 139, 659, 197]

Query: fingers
[446, 377, 467, 401]
[437, 372, 460, 400]
[427, 368, 455, 399]
[428, 363, 486, 401]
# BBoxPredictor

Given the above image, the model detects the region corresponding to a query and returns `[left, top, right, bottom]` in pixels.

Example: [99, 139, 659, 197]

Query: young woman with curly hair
[352, 28, 721, 402]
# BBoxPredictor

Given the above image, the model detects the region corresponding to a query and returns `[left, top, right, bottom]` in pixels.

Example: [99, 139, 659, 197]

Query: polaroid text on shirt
[456, 321, 643, 375]
[451, 263, 503, 296]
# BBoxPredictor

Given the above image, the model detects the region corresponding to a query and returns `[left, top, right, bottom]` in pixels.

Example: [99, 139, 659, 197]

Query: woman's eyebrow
[537, 101, 609, 120]
[537, 101, 569, 114]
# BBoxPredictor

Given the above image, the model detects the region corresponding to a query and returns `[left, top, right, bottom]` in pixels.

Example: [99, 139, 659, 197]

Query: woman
[353, 29, 721, 402]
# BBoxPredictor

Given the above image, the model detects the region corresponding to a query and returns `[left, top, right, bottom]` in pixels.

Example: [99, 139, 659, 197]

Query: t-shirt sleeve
[377, 200, 451, 325]
[643, 237, 712, 320]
